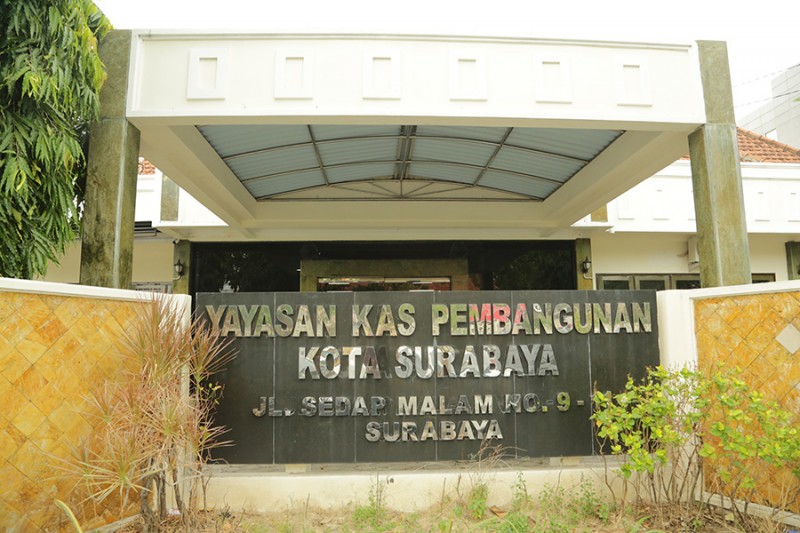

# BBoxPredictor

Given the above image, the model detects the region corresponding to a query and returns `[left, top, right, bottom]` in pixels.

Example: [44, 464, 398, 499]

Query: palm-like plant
[61, 296, 235, 532]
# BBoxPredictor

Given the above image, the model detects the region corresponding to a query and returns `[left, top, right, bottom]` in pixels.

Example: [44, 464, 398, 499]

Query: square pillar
[688, 41, 751, 288]
[79, 30, 140, 289]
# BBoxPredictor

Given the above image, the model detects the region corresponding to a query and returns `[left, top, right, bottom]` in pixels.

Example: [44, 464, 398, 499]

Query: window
[597, 273, 775, 290]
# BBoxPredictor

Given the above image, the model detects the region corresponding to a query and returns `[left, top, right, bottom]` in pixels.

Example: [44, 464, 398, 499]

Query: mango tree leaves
[0, 0, 110, 278]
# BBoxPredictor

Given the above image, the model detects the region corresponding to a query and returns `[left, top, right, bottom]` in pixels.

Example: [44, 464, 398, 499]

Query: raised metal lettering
[431, 304, 448, 335]
[319, 346, 340, 379]
[352, 305, 373, 337]
[450, 304, 467, 336]
[436, 346, 456, 378]
[554, 303, 573, 333]
[493, 304, 511, 335]
[374, 305, 398, 337]
[298, 346, 320, 379]
[252, 396, 267, 417]
[482, 345, 501, 377]
[397, 303, 416, 336]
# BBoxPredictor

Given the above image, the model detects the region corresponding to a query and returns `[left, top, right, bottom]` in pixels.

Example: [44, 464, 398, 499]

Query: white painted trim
[274, 48, 313, 99]
[0, 277, 192, 309]
[534, 54, 573, 104]
[657, 289, 698, 369]
[614, 55, 652, 107]
[702, 492, 800, 527]
[131, 30, 696, 52]
[448, 49, 487, 101]
[679, 279, 800, 300]
[362, 49, 402, 100]
[186, 48, 229, 100]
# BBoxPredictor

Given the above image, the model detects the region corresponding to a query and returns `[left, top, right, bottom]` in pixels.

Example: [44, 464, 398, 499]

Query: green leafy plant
[699, 367, 800, 523]
[592, 365, 800, 528]
[0, 0, 110, 278]
[467, 481, 489, 520]
[58, 296, 235, 532]
[509, 472, 529, 512]
[535, 482, 577, 533]
[524, 477, 612, 533]
[591, 366, 709, 510]
[352, 473, 394, 530]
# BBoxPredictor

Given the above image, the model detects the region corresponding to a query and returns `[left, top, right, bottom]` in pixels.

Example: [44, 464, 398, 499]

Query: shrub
[592, 365, 800, 526]
[592, 366, 709, 508]
[60, 296, 235, 532]
[700, 369, 800, 521]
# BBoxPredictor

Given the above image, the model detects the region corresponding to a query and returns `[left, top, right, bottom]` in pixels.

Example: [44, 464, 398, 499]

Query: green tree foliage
[0, 0, 110, 278]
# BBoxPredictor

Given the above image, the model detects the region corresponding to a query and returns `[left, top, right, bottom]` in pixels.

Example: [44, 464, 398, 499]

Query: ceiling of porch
[197, 124, 622, 201]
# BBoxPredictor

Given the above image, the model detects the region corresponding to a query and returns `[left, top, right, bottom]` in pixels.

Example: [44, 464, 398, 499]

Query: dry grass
[110, 478, 794, 533]
[112, 502, 771, 533]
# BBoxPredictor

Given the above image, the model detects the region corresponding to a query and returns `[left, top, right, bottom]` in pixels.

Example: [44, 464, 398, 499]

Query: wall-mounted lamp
[581, 257, 592, 274]
[174, 259, 185, 278]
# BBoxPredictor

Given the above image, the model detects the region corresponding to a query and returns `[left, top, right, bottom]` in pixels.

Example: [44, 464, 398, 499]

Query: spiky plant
[59, 295, 235, 532]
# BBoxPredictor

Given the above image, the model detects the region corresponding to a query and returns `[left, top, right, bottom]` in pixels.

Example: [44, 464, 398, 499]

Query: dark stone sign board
[198, 290, 659, 464]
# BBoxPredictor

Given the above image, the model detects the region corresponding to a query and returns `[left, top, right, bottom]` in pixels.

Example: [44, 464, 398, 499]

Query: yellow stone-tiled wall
[0, 290, 143, 531]
[694, 290, 800, 511]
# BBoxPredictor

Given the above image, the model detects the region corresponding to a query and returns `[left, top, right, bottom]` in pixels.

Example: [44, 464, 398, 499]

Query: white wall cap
[0, 277, 191, 310]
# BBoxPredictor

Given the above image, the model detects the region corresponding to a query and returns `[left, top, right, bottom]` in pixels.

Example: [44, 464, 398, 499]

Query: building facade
[44, 131, 800, 292]
[45, 31, 762, 294]
[742, 63, 800, 148]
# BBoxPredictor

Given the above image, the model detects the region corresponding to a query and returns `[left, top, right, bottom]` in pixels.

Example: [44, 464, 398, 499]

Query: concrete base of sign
[202, 459, 624, 513]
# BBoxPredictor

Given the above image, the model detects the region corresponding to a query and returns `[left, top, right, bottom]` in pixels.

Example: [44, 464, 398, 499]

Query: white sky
[95, 0, 799, 120]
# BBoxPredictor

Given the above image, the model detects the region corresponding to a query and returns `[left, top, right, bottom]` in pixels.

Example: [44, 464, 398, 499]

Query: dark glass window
[675, 278, 702, 290]
[601, 279, 632, 290]
[598, 273, 775, 291]
[637, 279, 667, 291]
[191, 240, 576, 298]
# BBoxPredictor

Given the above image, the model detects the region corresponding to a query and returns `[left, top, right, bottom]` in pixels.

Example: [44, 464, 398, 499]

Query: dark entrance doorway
[190, 240, 577, 297]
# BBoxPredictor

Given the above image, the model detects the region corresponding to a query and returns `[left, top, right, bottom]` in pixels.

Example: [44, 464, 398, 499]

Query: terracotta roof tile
[736, 128, 800, 163]
[137, 157, 156, 175]
[681, 128, 800, 163]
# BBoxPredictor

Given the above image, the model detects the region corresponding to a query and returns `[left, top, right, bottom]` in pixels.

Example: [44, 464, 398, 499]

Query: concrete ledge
[203, 461, 618, 512]
[703, 492, 800, 528]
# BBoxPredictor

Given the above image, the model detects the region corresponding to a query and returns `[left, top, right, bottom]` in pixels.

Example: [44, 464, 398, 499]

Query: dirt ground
[115, 499, 770, 533]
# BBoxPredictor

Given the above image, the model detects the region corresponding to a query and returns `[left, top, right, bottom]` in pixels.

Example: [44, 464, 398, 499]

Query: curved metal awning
[198, 124, 622, 201]
[128, 32, 706, 241]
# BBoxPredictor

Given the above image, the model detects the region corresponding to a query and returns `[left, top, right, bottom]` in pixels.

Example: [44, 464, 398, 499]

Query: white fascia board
[127, 32, 704, 127]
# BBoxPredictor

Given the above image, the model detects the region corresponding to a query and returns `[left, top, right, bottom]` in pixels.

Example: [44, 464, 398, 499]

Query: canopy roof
[198, 124, 622, 200]
[126, 32, 706, 241]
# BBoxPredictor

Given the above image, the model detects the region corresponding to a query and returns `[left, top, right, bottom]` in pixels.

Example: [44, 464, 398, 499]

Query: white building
[41, 31, 793, 293]
[742, 63, 800, 147]
[584, 128, 800, 289]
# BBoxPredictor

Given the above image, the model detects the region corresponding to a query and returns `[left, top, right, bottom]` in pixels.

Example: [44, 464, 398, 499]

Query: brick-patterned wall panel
[0, 291, 142, 531]
[694, 291, 800, 511]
